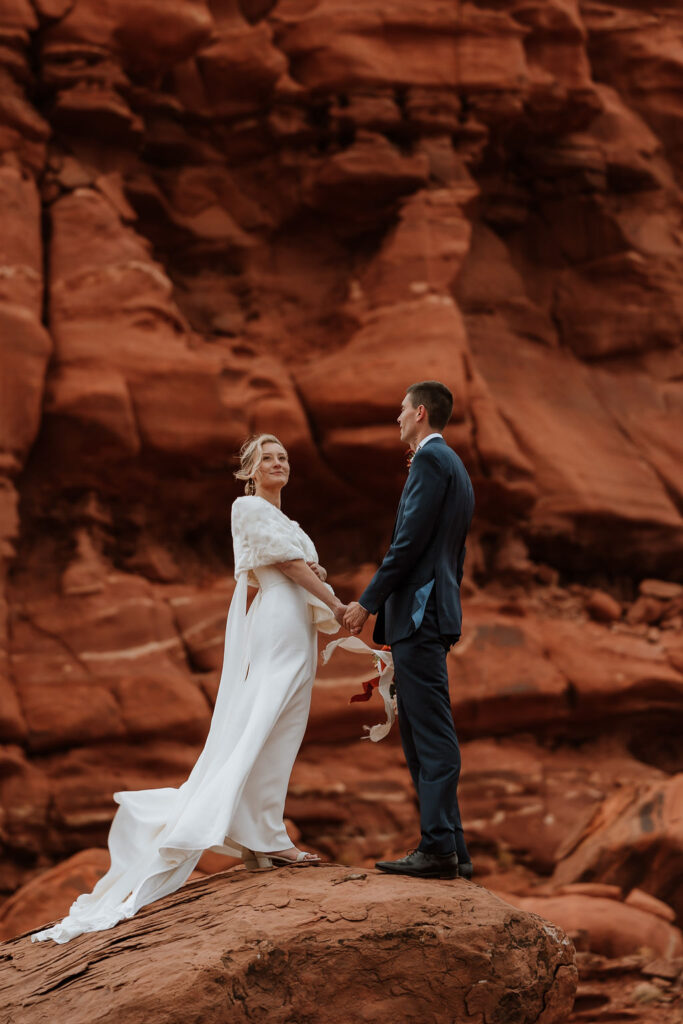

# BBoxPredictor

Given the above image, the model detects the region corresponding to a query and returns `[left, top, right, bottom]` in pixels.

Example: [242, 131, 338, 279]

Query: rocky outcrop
[0, 848, 109, 945]
[0, 0, 681, 578]
[499, 886, 683, 961]
[0, 865, 576, 1024]
[553, 774, 683, 920]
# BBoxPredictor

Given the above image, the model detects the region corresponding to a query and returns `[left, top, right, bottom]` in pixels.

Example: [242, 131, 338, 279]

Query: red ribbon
[348, 647, 391, 704]
[349, 675, 380, 704]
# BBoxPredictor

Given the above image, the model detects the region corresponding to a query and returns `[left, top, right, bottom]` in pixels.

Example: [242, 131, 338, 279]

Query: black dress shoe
[375, 849, 459, 879]
[458, 860, 473, 880]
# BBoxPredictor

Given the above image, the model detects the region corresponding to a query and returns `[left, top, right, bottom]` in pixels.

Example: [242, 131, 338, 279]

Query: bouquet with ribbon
[322, 637, 396, 741]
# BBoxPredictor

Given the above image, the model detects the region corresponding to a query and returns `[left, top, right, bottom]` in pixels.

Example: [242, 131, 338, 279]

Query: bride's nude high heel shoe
[241, 849, 261, 871]
[242, 848, 321, 870]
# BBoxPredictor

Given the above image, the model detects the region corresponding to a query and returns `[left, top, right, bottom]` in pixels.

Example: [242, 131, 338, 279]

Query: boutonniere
[405, 448, 415, 469]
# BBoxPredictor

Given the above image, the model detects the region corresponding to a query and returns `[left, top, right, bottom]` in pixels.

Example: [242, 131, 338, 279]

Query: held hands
[314, 560, 366, 634]
[332, 600, 348, 628]
[343, 601, 369, 635]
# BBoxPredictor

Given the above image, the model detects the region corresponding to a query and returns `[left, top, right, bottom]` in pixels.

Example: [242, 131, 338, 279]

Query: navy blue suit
[360, 436, 474, 857]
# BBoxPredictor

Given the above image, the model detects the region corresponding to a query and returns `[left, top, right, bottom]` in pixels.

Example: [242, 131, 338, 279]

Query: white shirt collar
[415, 432, 443, 452]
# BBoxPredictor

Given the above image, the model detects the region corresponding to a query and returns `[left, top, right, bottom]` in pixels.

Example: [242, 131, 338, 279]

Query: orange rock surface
[1, 864, 578, 1024]
[1, 1, 683, 1020]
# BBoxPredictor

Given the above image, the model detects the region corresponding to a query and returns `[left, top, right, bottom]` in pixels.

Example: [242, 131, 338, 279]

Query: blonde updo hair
[235, 434, 287, 495]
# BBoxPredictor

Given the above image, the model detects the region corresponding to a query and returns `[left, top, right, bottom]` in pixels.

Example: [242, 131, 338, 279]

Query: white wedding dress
[32, 496, 339, 943]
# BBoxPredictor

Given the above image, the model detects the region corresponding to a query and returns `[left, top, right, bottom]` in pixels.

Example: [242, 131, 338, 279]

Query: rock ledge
[0, 864, 576, 1024]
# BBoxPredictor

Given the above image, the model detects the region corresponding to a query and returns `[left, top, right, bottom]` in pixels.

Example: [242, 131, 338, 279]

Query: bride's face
[254, 442, 290, 490]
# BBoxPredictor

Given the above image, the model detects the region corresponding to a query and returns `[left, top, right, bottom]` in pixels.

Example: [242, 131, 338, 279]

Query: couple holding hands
[33, 380, 475, 946]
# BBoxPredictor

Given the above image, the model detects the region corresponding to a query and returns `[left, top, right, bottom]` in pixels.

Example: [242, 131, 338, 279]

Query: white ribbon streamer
[322, 636, 396, 742]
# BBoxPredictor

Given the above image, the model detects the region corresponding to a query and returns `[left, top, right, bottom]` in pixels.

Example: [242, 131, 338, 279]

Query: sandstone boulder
[585, 589, 622, 623]
[0, 848, 108, 943]
[498, 890, 683, 960]
[553, 774, 683, 921]
[0, 865, 577, 1024]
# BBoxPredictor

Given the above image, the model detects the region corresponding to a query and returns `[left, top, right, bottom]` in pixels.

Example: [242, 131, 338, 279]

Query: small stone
[639, 579, 683, 601]
[332, 872, 367, 885]
[642, 957, 683, 982]
[340, 906, 369, 921]
[557, 882, 622, 901]
[535, 565, 559, 586]
[630, 981, 667, 1004]
[625, 889, 676, 923]
[626, 596, 666, 626]
[56, 155, 94, 189]
[585, 590, 622, 623]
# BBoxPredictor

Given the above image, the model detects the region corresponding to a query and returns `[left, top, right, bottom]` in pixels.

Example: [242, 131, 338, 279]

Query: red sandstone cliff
[1, 2, 683, 1021]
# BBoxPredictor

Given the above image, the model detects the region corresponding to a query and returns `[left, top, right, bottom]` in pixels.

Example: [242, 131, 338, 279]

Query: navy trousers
[391, 593, 469, 860]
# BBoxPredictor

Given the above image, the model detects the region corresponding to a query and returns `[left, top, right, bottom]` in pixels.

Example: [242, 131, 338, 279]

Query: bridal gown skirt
[227, 574, 318, 847]
[32, 567, 323, 943]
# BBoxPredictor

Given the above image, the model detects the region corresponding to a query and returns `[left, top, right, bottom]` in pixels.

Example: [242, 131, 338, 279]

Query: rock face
[499, 888, 683, 961]
[0, 849, 109, 946]
[0, 865, 577, 1024]
[2, 2, 683, 1021]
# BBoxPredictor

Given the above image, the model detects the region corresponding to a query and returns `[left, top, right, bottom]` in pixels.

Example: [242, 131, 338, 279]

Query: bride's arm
[273, 559, 346, 624]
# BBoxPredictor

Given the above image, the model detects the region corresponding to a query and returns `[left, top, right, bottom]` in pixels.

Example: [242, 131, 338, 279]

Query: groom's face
[398, 393, 420, 446]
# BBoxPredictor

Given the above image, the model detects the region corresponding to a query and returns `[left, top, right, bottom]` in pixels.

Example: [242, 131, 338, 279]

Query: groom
[344, 381, 474, 880]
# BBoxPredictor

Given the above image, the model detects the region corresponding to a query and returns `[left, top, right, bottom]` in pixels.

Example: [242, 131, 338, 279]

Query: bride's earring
[248, 478, 256, 495]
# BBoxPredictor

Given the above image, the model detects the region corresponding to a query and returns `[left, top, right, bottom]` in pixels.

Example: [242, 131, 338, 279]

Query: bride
[32, 434, 348, 943]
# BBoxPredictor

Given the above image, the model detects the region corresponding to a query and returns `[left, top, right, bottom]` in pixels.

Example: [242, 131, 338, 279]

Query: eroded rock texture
[1, 1, 683, 1021]
[0, 865, 577, 1024]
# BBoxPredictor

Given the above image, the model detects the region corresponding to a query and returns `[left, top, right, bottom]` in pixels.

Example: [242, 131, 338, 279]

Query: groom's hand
[344, 601, 369, 635]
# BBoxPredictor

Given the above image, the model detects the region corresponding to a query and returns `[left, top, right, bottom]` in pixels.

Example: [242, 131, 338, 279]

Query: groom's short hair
[407, 381, 453, 430]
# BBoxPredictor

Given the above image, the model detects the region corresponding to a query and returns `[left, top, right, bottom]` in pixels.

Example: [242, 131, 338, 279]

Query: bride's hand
[307, 561, 328, 582]
[333, 601, 347, 627]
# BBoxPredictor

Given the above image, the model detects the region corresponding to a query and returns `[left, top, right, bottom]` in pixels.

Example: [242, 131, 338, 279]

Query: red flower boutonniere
[405, 448, 415, 469]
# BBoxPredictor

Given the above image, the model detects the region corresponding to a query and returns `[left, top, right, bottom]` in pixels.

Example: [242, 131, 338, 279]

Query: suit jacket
[359, 436, 474, 646]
